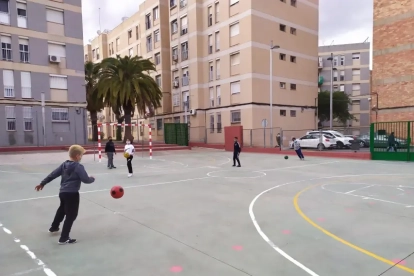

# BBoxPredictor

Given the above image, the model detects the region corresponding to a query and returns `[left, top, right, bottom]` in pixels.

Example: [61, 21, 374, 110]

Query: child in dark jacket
[35, 145, 95, 245]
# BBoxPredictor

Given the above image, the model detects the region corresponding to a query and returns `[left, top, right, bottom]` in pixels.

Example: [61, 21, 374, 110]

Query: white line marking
[397, 188, 404, 192]
[0, 221, 56, 276]
[254, 161, 340, 172]
[8, 267, 43, 276]
[344, 185, 374, 194]
[0, 177, 212, 204]
[206, 170, 266, 179]
[249, 173, 414, 276]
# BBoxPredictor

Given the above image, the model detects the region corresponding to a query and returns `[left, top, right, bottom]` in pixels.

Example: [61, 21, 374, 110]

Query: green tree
[98, 55, 162, 142]
[85, 61, 104, 141]
[318, 90, 356, 125]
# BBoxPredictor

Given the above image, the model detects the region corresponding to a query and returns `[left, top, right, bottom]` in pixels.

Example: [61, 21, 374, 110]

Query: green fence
[370, 121, 414, 161]
[164, 123, 189, 146]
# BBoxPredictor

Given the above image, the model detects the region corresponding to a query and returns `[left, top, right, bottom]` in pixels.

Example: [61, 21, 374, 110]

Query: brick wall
[372, 0, 414, 122]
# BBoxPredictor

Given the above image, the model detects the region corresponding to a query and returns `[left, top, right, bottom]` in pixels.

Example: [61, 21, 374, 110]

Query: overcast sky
[82, 0, 373, 46]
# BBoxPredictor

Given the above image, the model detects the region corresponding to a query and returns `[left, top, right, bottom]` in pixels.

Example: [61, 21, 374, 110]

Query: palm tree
[85, 61, 104, 141]
[98, 55, 162, 142]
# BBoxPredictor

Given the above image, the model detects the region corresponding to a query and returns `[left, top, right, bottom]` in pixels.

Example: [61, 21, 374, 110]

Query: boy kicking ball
[292, 137, 305, 160]
[35, 145, 95, 245]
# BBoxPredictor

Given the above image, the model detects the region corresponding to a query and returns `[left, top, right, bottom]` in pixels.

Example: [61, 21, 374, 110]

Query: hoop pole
[98, 124, 102, 163]
[149, 124, 152, 159]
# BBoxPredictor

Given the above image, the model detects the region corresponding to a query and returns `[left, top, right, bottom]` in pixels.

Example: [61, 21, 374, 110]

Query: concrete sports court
[1, 148, 414, 276]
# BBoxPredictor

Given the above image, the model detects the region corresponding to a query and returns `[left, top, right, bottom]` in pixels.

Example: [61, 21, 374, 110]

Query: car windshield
[331, 131, 344, 137]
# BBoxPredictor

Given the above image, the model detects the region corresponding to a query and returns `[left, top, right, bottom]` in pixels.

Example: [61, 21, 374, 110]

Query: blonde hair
[68, 145, 86, 158]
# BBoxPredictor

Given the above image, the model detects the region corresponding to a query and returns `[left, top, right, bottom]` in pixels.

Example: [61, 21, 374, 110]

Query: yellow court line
[293, 184, 414, 274]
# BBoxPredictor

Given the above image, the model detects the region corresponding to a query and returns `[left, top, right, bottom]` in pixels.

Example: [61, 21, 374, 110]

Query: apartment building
[318, 43, 371, 134]
[0, 0, 86, 147]
[85, 0, 319, 143]
[372, 0, 414, 122]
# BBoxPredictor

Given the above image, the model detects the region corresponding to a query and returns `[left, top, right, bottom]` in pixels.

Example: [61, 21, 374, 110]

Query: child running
[124, 139, 135, 177]
[292, 137, 305, 160]
[35, 145, 95, 245]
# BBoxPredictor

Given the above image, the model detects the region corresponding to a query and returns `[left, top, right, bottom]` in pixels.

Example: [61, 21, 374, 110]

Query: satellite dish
[97, 30, 101, 35]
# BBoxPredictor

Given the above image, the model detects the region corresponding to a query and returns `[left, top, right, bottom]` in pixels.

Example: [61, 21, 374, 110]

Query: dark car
[345, 135, 369, 148]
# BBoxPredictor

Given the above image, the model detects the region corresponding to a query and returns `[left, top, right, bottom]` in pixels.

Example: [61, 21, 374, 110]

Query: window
[210, 114, 214, 132]
[156, 118, 162, 130]
[230, 22, 239, 37]
[3, 69, 14, 97]
[145, 13, 151, 29]
[230, 0, 239, 5]
[155, 75, 161, 87]
[153, 6, 159, 20]
[209, 62, 213, 81]
[217, 113, 222, 133]
[333, 85, 338, 90]
[171, 19, 178, 33]
[23, 107, 32, 131]
[340, 55, 345, 65]
[290, 83, 296, 90]
[230, 81, 240, 94]
[154, 29, 160, 42]
[230, 52, 240, 65]
[333, 56, 338, 66]
[136, 26, 139, 39]
[173, 94, 180, 106]
[0, 0, 9, 13]
[280, 110, 286, 116]
[46, 8, 63, 24]
[208, 6, 212, 27]
[352, 84, 360, 91]
[49, 75, 67, 89]
[340, 70, 345, 81]
[5, 106, 16, 131]
[116, 38, 120, 51]
[1, 35, 12, 61]
[290, 27, 296, 35]
[279, 53, 286, 60]
[210, 87, 214, 107]
[146, 35, 152, 52]
[129, 48, 133, 57]
[215, 2, 219, 23]
[96, 48, 100, 59]
[280, 82, 286, 89]
[291, 0, 296, 7]
[290, 110, 296, 117]
[352, 53, 360, 60]
[280, 0, 286, 2]
[51, 108, 69, 121]
[21, 72, 31, 98]
[182, 91, 189, 108]
[170, 0, 177, 7]
[180, 16, 188, 35]
[215, 31, 220, 51]
[180, 0, 187, 8]
[172, 47, 178, 61]
[231, 110, 241, 123]
[340, 84, 345, 91]
[17, 2, 27, 28]
[216, 85, 221, 106]
[352, 69, 360, 75]
[216, 59, 220, 79]
[182, 68, 189, 85]
[181, 42, 188, 60]
[19, 38, 29, 63]
[279, 24, 286, 32]
[0, 0, 9, 24]
[208, 34, 213, 54]
[48, 43, 65, 57]
[155, 52, 160, 65]
[290, 56, 296, 63]
[128, 30, 132, 39]
[333, 70, 338, 81]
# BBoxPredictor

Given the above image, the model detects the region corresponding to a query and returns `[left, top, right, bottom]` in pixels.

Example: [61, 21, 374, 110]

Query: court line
[249, 173, 414, 276]
[344, 185, 374, 194]
[0, 177, 211, 204]
[8, 267, 43, 276]
[0, 222, 56, 276]
[254, 161, 340, 172]
[294, 184, 414, 274]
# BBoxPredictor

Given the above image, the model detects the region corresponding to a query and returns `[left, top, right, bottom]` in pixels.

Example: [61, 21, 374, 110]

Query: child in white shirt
[124, 139, 135, 177]
[292, 137, 305, 160]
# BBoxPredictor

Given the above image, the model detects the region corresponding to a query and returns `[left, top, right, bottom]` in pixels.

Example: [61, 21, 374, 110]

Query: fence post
[407, 121, 411, 162]
[250, 129, 252, 147]
[263, 128, 266, 148]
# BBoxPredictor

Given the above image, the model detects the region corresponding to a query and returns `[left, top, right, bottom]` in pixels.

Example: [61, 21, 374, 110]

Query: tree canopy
[318, 90, 356, 125]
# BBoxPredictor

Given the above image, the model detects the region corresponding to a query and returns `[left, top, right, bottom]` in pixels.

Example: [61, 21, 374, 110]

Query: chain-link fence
[243, 127, 281, 148]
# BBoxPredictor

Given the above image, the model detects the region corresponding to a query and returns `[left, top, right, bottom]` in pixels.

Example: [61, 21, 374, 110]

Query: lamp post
[269, 41, 280, 147]
[327, 53, 334, 129]
[371, 92, 379, 122]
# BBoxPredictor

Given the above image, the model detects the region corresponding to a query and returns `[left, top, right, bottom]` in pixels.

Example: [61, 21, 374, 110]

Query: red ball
[110, 186, 124, 199]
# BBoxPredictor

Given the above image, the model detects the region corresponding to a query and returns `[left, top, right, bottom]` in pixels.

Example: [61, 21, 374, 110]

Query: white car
[306, 130, 354, 148]
[289, 134, 336, 150]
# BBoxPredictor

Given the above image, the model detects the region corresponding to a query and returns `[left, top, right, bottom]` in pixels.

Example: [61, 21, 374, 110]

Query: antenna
[98, 8, 101, 32]
[363, 37, 369, 43]
[330, 40, 334, 46]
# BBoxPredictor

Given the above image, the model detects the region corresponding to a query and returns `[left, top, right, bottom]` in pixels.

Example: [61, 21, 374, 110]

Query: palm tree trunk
[116, 115, 124, 141]
[90, 111, 98, 141]
[123, 105, 134, 143]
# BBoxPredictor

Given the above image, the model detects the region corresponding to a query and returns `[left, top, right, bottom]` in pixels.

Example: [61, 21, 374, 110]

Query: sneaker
[237, 165, 241, 167]
[112, 166, 117, 169]
[58, 238, 77, 245]
[128, 173, 133, 178]
[48, 227, 59, 233]
[232, 165, 236, 167]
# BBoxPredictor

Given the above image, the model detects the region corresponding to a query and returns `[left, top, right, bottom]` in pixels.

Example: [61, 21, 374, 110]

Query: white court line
[344, 185, 374, 194]
[8, 267, 43, 276]
[0, 177, 211, 204]
[322, 184, 411, 207]
[254, 161, 340, 172]
[0, 222, 56, 276]
[249, 172, 414, 276]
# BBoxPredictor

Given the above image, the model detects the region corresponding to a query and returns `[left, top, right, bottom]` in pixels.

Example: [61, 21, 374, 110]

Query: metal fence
[242, 127, 281, 148]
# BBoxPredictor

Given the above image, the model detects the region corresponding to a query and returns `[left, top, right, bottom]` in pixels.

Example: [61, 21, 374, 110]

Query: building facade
[372, 0, 414, 122]
[0, 0, 86, 147]
[85, 0, 319, 144]
[318, 43, 371, 134]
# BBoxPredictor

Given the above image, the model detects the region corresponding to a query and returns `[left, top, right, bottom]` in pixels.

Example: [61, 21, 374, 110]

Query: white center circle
[207, 170, 266, 179]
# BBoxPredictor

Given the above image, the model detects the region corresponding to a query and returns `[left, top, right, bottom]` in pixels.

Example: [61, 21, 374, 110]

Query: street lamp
[326, 53, 337, 129]
[270, 41, 280, 147]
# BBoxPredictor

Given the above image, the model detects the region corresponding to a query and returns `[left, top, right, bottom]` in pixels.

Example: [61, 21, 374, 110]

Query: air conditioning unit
[190, 109, 196, 115]
[49, 55, 61, 63]
[173, 80, 179, 88]
[172, 55, 178, 61]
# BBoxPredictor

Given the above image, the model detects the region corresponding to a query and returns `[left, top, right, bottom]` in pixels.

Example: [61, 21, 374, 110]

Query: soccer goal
[97, 123, 153, 162]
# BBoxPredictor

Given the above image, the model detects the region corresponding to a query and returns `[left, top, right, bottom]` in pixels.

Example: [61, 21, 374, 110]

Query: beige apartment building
[85, 0, 319, 144]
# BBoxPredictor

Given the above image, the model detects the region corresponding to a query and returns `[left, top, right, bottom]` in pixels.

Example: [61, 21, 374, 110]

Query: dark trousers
[295, 148, 304, 159]
[386, 144, 397, 152]
[233, 152, 241, 166]
[127, 156, 133, 173]
[107, 152, 114, 167]
[51, 192, 80, 241]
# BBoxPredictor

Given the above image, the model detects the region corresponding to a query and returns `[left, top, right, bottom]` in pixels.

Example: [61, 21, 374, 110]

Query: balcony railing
[4, 86, 15, 98]
[181, 50, 188, 61]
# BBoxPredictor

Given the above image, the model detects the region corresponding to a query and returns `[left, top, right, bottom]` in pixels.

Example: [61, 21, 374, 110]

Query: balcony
[17, 15, 27, 28]
[181, 25, 188, 35]
[181, 50, 188, 61]
[182, 76, 189, 86]
[0, 11, 10, 25]
[4, 86, 15, 98]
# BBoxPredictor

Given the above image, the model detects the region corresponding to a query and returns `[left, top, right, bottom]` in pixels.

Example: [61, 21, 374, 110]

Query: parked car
[345, 135, 369, 148]
[373, 134, 407, 148]
[289, 134, 336, 150]
[306, 130, 354, 148]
